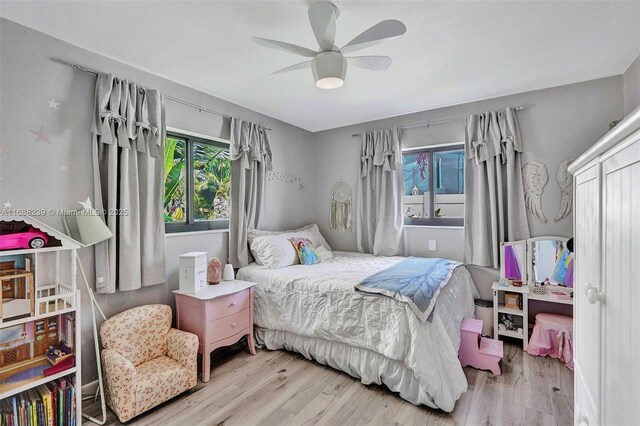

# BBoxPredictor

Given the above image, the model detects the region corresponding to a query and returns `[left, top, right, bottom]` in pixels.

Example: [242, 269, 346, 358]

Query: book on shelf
[0, 375, 76, 426]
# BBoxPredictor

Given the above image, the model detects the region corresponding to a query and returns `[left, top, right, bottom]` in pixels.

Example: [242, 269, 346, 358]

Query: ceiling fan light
[312, 51, 347, 90]
[316, 77, 344, 90]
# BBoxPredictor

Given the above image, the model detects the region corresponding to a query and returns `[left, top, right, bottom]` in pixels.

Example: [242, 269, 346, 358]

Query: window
[164, 131, 231, 232]
[403, 144, 464, 226]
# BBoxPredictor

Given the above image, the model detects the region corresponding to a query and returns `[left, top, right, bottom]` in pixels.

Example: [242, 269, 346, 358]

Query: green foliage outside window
[163, 135, 231, 224]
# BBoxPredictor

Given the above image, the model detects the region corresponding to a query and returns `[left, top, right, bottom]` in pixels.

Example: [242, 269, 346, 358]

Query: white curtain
[91, 73, 166, 293]
[356, 127, 404, 256]
[228, 118, 273, 267]
[464, 107, 530, 268]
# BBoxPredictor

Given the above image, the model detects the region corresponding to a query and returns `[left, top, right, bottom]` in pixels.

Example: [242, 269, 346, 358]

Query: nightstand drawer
[205, 289, 250, 321]
[207, 308, 251, 343]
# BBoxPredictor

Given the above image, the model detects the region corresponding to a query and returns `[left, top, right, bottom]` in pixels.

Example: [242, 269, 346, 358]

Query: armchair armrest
[167, 328, 199, 384]
[101, 348, 136, 422]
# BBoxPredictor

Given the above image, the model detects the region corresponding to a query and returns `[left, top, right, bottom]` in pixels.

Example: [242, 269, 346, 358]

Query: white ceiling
[1, 1, 639, 132]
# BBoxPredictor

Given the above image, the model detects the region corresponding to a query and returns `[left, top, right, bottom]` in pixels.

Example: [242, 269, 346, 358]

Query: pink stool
[459, 318, 503, 375]
[527, 313, 574, 370]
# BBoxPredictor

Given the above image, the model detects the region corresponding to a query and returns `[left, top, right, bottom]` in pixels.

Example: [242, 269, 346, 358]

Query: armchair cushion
[100, 304, 172, 366]
[134, 356, 195, 416]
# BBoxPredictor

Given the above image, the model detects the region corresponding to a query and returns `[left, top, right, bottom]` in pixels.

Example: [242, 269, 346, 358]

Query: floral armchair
[100, 304, 199, 422]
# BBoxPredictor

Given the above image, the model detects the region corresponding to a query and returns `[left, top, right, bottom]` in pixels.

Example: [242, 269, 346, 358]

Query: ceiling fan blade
[346, 56, 392, 71]
[272, 60, 312, 74]
[252, 37, 317, 57]
[308, 2, 337, 51]
[340, 20, 407, 54]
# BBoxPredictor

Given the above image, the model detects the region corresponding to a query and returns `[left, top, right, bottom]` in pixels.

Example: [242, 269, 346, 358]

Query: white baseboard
[82, 379, 100, 397]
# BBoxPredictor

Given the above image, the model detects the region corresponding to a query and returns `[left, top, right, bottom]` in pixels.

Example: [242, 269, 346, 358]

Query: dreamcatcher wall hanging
[330, 181, 352, 232]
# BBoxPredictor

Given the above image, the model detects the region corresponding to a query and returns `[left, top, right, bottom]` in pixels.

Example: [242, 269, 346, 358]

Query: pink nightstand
[173, 280, 257, 383]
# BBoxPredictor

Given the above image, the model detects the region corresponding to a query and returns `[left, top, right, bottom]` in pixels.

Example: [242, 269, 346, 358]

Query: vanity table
[493, 236, 574, 350]
[492, 281, 573, 350]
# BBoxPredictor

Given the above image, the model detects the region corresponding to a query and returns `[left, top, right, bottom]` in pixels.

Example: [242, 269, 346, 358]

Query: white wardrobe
[570, 107, 640, 426]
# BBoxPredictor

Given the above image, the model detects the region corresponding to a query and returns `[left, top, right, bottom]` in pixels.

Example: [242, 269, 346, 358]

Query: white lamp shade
[312, 52, 347, 90]
[76, 209, 113, 246]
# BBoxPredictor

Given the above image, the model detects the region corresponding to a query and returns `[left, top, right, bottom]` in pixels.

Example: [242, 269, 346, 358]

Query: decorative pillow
[289, 238, 320, 265]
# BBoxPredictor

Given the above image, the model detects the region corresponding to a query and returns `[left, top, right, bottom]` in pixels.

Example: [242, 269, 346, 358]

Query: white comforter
[238, 251, 480, 411]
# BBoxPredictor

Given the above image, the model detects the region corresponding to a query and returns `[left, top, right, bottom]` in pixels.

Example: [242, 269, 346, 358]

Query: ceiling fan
[253, 2, 407, 90]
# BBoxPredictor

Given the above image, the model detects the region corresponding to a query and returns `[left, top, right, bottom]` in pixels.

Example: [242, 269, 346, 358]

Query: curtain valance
[465, 107, 523, 166]
[230, 119, 273, 171]
[91, 73, 163, 158]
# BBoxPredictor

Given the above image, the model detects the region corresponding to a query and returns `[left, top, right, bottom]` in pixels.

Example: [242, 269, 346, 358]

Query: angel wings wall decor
[554, 159, 575, 222]
[522, 161, 548, 223]
[522, 159, 575, 223]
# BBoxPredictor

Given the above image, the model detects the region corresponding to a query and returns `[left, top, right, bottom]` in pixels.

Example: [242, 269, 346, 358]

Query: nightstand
[173, 280, 257, 382]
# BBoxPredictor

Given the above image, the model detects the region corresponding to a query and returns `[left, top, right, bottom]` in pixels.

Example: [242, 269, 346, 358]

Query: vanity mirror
[499, 236, 574, 288]
[527, 237, 573, 288]
[500, 240, 527, 284]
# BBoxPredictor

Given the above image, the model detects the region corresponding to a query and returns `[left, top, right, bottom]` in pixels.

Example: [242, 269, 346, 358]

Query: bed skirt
[255, 328, 465, 411]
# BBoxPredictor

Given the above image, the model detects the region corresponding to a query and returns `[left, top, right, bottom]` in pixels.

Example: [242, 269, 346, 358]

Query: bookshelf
[0, 217, 82, 426]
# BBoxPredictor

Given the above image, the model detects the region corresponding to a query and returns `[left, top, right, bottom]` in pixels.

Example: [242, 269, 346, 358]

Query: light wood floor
[84, 339, 573, 426]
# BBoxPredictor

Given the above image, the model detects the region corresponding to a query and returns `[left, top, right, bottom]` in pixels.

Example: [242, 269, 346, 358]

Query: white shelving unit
[492, 281, 529, 349]
[0, 216, 82, 425]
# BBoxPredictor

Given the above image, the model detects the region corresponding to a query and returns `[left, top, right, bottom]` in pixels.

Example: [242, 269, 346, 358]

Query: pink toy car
[0, 227, 49, 250]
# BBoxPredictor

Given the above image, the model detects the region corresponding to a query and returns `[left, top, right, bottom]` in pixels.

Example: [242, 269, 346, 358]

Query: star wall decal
[60, 164, 68, 171]
[0, 144, 12, 154]
[298, 183, 305, 192]
[31, 126, 52, 143]
[3, 201, 13, 209]
[79, 197, 93, 209]
[47, 99, 60, 110]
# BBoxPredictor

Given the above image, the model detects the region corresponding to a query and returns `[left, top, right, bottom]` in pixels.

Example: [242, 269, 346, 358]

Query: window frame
[164, 130, 231, 234]
[403, 143, 465, 227]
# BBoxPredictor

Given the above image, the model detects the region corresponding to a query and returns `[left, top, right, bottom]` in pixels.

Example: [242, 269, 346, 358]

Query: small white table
[492, 281, 573, 350]
[173, 280, 257, 382]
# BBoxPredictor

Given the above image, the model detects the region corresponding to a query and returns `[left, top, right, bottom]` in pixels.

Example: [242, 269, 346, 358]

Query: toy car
[0, 227, 49, 250]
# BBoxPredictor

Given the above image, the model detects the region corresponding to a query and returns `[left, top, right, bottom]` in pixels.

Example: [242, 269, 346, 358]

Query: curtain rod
[350, 105, 527, 137]
[70, 64, 273, 131]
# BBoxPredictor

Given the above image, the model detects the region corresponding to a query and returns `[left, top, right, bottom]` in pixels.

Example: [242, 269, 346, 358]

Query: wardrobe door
[601, 134, 640, 425]
[573, 163, 601, 425]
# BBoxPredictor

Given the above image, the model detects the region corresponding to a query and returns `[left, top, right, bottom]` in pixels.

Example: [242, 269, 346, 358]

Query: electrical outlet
[428, 240, 437, 251]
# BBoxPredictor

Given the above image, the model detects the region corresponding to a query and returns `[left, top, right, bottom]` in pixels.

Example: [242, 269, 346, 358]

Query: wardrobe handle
[584, 283, 605, 304]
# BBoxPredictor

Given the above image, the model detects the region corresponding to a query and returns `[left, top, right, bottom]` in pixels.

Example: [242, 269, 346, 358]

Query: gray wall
[312, 76, 623, 299]
[0, 18, 316, 383]
[624, 54, 640, 116]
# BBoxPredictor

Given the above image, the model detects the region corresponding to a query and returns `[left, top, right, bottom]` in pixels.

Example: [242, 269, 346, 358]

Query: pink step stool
[459, 318, 503, 375]
[527, 313, 574, 370]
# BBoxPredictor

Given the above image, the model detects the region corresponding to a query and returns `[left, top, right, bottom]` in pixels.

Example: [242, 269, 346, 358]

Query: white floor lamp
[63, 198, 113, 425]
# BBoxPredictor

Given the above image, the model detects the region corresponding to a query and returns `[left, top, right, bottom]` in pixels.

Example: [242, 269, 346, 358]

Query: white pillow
[250, 234, 298, 268]
[315, 245, 334, 262]
[248, 224, 332, 250]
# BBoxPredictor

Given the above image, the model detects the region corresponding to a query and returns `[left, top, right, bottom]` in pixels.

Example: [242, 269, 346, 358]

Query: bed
[237, 251, 480, 412]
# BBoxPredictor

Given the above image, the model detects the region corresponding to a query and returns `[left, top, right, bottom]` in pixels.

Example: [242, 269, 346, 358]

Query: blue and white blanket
[355, 257, 462, 323]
